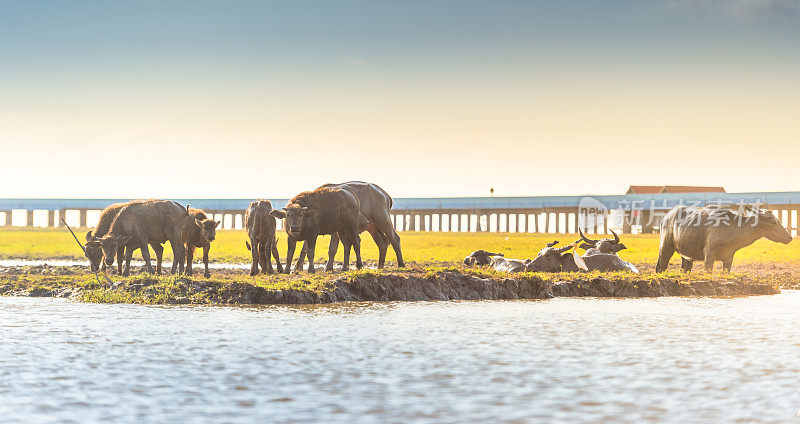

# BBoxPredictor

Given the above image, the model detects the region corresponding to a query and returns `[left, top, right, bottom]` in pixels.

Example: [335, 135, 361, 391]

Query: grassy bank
[0, 265, 780, 304]
[2, 227, 799, 266]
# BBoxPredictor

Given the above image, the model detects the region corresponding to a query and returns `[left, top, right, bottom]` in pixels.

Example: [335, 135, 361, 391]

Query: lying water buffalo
[85, 202, 165, 275]
[283, 187, 363, 273]
[656, 204, 791, 273]
[181, 206, 220, 278]
[244, 200, 284, 275]
[298, 181, 405, 270]
[464, 250, 503, 266]
[463, 243, 587, 273]
[98, 200, 188, 275]
[528, 241, 588, 272]
[578, 228, 626, 254]
[577, 229, 639, 273]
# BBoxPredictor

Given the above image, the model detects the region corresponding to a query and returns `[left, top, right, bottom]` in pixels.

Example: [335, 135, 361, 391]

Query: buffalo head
[98, 233, 133, 267]
[746, 205, 792, 244]
[578, 228, 626, 254]
[84, 231, 104, 272]
[282, 204, 316, 237]
[464, 250, 503, 266]
[195, 217, 221, 243]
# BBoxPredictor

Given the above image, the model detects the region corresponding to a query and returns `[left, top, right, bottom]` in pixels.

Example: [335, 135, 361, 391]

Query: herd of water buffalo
[80, 181, 794, 277]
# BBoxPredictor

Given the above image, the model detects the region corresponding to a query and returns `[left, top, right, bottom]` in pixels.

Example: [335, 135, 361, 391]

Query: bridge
[2, 191, 800, 235]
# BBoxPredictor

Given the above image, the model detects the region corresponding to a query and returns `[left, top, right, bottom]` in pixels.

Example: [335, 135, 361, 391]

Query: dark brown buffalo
[181, 206, 220, 278]
[283, 187, 362, 274]
[296, 181, 405, 270]
[85, 202, 165, 275]
[98, 200, 188, 275]
[244, 200, 284, 275]
[656, 204, 791, 273]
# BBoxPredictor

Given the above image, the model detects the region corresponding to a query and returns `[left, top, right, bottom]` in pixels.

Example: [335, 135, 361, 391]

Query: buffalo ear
[85, 231, 95, 242]
[270, 210, 286, 219]
[195, 218, 203, 227]
[214, 220, 221, 228]
[579, 243, 592, 250]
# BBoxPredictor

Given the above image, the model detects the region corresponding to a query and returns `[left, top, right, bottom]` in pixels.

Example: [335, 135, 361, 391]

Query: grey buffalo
[577, 229, 639, 273]
[656, 204, 791, 273]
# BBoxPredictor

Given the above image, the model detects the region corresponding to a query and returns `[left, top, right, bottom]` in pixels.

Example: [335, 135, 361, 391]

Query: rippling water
[2, 294, 800, 423]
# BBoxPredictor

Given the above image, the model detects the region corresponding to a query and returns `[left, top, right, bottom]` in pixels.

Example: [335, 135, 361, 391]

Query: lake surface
[2, 294, 800, 423]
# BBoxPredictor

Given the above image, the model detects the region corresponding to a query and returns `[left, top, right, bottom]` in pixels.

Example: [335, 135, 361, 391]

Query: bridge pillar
[79, 209, 87, 228]
[58, 209, 67, 227]
[3, 211, 11, 226]
[48, 210, 55, 227]
[26, 210, 34, 227]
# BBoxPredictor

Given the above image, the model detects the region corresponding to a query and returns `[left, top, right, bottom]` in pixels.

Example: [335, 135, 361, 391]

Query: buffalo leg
[721, 257, 733, 273]
[378, 218, 404, 267]
[115, 245, 125, 274]
[257, 243, 268, 274]
[367, 225, 388, 268]
[152, 243, 164, 275]
[202, 245, 210, 278]
[140, 241, 153, 274]
[122, 247, 134, 277]
[285, 238, 297, 274]
[263, 238, 274, 275]
[326, 233, 340, 271]
[655, 241, 675, 273]
[680, 257, 693, 272]
[341, 232, 351, 272]
[305, 238, 317, 274]
[186, 244, 195, 276]
[703, 252, 716, 273]
[249, 239, 259, 276]
[170, 239, 185, 275]
[352, 231, 363, 270]
[271, 239, 283, 274]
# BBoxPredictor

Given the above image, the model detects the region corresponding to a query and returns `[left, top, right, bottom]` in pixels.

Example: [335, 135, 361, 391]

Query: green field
[1, 227, 798, 266]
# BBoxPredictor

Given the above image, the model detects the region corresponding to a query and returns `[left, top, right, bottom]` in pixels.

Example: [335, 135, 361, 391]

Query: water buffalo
[85, 202, 164, 275]
[656, 204, 791, 273]
[298, 181, 405, 270]
[98, 200, 188, 275]
[283, 187, 363, 273]
[528, 241, 588, 272]
[577, 229, 639, 273]
[244, 200, 284, 275]
[464, 250, 503, 266]
[181, 206, 220, 278]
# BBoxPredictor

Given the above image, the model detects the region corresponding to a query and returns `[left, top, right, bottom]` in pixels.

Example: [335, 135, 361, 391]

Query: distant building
[626, 185, 725, 195]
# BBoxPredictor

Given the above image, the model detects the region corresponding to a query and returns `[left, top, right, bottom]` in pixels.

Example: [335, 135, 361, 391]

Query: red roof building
[626, 185, 725, 194]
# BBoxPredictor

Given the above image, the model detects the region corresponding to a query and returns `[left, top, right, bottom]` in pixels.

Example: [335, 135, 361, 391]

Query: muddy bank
[0, 265, 780, 304]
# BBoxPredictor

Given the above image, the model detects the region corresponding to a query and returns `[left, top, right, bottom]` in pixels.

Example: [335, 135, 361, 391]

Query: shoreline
[0, 264, 781, 304]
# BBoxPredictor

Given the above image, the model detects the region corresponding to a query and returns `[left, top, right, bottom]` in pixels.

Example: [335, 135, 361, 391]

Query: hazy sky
[2, 0, 799, 198]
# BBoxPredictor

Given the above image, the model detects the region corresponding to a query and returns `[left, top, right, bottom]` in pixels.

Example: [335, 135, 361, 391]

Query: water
[2, 294, 800, 423]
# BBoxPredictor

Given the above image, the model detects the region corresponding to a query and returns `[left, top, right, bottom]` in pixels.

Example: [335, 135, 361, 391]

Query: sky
[1, 0, 800, 198]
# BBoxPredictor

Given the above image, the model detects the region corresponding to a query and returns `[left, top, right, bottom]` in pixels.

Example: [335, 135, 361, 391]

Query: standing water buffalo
[656, 204, 792, 273]
[98, 200, 188, 275]
[298, 181, 405, 270]
[181, 206, 220, 278]
[244, 200, 284, 275]
[84, 201, 165, 275]
[283, 187, 363, 274]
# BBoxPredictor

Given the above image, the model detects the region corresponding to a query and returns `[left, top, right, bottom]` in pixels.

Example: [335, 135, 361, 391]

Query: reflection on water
[1, 294, 800, 423]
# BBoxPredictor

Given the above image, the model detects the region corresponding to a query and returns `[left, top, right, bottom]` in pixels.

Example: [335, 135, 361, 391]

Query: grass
[1, 227, 799, 266]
